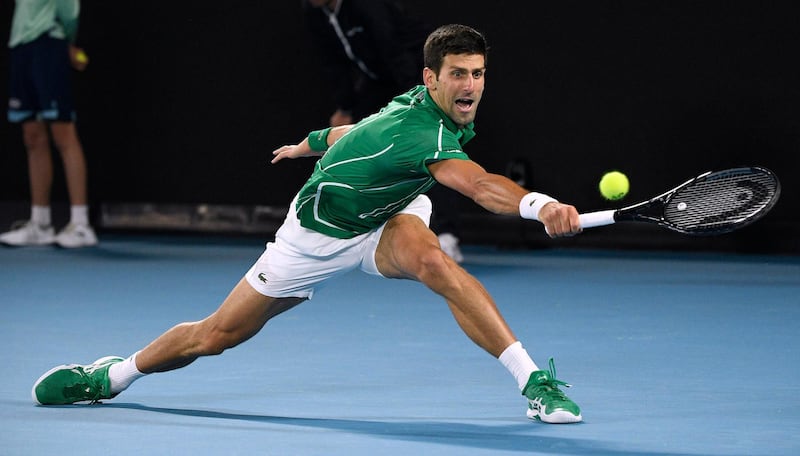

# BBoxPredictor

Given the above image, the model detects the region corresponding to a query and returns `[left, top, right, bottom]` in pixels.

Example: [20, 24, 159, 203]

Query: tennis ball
[599, 171, 629, 200]
[75, 50, 89, 64]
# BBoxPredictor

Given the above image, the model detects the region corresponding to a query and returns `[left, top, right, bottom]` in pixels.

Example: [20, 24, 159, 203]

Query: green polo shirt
[9, 0, 80, 48]
[296, 85, 476, 238]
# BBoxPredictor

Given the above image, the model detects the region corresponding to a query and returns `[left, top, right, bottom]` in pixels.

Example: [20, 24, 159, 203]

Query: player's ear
[423, 67, 437, 90]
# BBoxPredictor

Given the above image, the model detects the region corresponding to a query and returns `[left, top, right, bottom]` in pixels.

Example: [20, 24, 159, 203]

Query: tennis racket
[578, 166, 781, 235]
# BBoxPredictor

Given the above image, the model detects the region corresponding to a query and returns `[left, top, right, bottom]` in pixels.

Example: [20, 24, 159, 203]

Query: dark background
[1, 1, 798, 254]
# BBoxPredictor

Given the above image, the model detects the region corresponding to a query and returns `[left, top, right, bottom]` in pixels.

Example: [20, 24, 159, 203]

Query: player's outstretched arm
[429, 159, 581, 238]
[271, 124, 354, 164]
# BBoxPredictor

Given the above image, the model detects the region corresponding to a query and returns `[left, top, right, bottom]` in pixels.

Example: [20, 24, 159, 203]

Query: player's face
[424, 53, 485, 127]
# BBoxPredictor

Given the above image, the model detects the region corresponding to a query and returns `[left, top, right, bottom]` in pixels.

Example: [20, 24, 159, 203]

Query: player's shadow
[104, 402, 702, 456]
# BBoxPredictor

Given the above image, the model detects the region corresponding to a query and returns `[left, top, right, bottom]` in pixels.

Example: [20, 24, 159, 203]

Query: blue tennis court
[1, 235, 798, 455]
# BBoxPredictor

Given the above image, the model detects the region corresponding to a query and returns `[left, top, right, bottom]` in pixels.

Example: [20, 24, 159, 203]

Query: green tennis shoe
[32, 356, 124, 405]
[522, 358, 582, 423]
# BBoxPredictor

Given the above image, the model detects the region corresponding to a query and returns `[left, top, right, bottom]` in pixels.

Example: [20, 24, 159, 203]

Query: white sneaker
[0, 220, 55, 246]
[438, 232, 464, 263]
[55, 223, 98, 248]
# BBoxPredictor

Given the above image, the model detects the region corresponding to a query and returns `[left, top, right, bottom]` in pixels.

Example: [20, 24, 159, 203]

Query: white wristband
[519, 192, 558, 221]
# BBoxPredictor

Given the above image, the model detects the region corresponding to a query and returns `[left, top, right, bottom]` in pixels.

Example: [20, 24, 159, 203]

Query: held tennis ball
[599, 171, 629, 200]
[75, 50, 89, 64]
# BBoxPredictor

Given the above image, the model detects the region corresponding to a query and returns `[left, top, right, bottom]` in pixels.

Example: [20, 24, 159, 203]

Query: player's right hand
[540, 202, 582, 238]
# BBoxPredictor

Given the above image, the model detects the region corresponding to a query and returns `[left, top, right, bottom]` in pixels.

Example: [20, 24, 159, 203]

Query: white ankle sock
[31, 206, 51, 226]
[498, 341, 539, 390]
[70, 205, 90, 226]
[108, 352, 146, 394]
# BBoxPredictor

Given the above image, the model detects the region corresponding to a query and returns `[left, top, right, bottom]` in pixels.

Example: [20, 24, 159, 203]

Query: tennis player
[31, 24, 584, 423]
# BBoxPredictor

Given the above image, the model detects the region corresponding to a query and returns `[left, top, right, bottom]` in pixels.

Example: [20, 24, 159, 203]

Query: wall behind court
[1, 1, 797, 253]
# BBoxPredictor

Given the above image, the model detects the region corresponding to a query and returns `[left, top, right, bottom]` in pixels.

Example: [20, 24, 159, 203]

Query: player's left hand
[271, 142, 322, 164]
[539, 202, 582, 238]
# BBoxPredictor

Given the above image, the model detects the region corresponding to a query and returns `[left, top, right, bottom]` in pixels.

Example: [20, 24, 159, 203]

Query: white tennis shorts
[245, 194, 432, 299]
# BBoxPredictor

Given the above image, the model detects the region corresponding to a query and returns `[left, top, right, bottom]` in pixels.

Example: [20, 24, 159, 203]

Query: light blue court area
[1, 235, 799, 456]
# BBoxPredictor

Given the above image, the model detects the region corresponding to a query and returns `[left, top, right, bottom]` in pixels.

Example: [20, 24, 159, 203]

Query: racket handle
[579, 210, 617, 229]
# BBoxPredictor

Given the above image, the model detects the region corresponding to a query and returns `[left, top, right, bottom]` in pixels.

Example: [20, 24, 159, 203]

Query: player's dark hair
[423, 24, 488, 75]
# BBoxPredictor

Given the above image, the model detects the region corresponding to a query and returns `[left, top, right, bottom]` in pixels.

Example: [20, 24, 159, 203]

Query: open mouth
[455, 98, 474, 111]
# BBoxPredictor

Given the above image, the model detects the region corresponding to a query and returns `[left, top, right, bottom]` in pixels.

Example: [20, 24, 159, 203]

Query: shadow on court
[81, 402, 723, 456]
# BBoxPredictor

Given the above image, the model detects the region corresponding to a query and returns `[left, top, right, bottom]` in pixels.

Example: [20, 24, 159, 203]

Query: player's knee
[194, 325, 242, 356]
[22, 128, 49, 151]
[415, 247, 456, 284]
[197, 337, 228, 356]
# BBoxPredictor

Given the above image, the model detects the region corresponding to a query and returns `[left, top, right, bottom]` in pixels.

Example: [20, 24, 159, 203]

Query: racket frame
[578, 167, 780, 235]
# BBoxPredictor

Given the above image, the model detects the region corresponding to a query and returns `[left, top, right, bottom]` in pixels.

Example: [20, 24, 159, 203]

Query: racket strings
[664, 170, 779, 234]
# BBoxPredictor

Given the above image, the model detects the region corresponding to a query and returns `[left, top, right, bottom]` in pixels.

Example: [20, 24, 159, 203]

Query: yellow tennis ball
[599, 171, 629, 200]
[76, 50, 89, 64]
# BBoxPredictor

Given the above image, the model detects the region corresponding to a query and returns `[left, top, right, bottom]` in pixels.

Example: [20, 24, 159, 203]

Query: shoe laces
[529, 358, 572, 400]
[64, 365, 104, 404]
[545, 357, 572, 388]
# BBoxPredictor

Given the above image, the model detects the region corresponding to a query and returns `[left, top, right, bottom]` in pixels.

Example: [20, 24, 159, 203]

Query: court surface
[1, 234, 798, 456]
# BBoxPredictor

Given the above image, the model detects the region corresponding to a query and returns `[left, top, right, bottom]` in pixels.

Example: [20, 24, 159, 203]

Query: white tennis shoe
[55, 223, 98, 248]
[0, 220, 55, 246]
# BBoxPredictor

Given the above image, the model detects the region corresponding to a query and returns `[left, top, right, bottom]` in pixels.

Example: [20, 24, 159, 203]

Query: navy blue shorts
[7, 35, 76, 123]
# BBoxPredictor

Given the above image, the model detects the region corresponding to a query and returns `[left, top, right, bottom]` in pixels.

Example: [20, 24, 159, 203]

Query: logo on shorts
[257, 272, 268, 283]
[9, 98, 21, 109]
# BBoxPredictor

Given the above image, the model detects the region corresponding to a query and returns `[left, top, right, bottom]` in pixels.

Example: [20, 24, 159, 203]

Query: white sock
[70, 205, 90, 226]
[498, 341, 539, 390]
[108, 352, 146, 394]
[31, 205, 51, 226]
